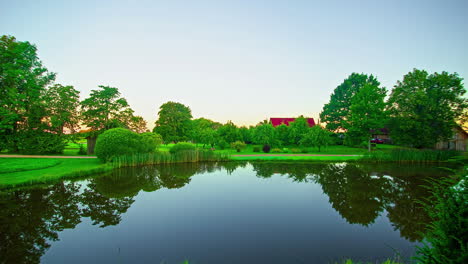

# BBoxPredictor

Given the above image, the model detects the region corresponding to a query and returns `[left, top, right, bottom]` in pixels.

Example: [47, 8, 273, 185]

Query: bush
[231, 141, 246, 152]
[253, 146, 261, 152]
[282, 148, 290, 153]
[290, 148, 302, 153]
[271, 148, 282, 153]
[262, 144, 271, 153]
[78, 144, 87, 155]
[416, 174, 468, 263]
[301, 148, 309, 153]
[169, 142, 196, 154]
[216, 140, 230, 150]
[140, 132, 162, 151]
[14, 131, 66, 154]
[95, 128, 152, 162]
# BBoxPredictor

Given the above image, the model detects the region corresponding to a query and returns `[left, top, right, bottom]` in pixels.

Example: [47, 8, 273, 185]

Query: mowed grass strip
[0, 158, 109, 187]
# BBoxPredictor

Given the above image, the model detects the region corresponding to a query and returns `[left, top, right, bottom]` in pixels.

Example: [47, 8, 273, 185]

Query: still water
[0, 162, 455, 264]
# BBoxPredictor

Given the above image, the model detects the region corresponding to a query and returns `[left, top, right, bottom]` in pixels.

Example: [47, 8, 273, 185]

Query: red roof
[270, 118, 316, 127]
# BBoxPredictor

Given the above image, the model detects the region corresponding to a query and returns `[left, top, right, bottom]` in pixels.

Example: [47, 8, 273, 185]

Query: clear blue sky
[1, 0, 467, 128]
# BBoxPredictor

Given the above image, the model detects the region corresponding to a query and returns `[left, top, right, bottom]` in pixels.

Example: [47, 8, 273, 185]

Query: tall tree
[81, 85, 130, 131]
[388, 69, 467, 148]
[43, 84, 80, 134]
[320, 73, 380, 132]
[0, 35, 55, 150]
[275, 124, 290, 146]
[347, 84, 387, 150]
[253, 123, 276, 146]
[153, 101, 193, 143]
[217, 121, 241, 144]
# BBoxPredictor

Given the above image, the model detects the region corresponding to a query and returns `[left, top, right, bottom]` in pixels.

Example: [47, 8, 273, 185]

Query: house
[435, 126, 468, 151]
[270, 117, 316, 127]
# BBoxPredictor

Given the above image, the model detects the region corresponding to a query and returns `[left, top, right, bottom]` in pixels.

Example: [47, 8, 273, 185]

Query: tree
[275, 124, 290, 146]
[320, 73, 380, 132]
[0, 35, 55, 151]
[288, 116, 310, 145]
[347, 84, 387, 151]
[43, 84, 80, 134]
[191, 118, 221, 147]
[388, 69, 467, 148]
[216, 121, 241, 144]
[81, 85, 130, 131]
[153, 101, 193, 143]
[300, 125, 332, 152]
[253, 123, 276, 146]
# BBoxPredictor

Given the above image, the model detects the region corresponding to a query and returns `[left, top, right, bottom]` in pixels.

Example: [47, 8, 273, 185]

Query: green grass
[361, 149, 461, 163]
[0, 158, 110, 188]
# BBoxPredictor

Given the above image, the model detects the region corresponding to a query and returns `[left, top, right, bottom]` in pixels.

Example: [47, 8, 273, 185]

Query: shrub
[140, 132, 162, 151]
[95, 128, 152, 162]
[253, 146, 261, 152]
[271, 148, 282, 153]
[78, 144, 87, 155]
[217, 140, 230, 150]
[290, 148, 302, 153]
[282, 148, 290, 153]
[15, 131, 66, 154]
[231, 141, 246, 152]
[169, 142, 196, 154]
[415, 174, 468, 263]
[262, 144, 271, 153]
[301, 148, 308, 153]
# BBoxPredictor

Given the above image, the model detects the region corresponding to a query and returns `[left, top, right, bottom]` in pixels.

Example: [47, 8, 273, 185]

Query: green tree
[239, 126, 252, 143]
[44, 84, 81, 134]
[217, 121, 241, 144]
[153, 101, 193, 143]
[275, 123, 290, 146]
[191, 118, 221, 146]
[288, 116, 310, 145]
[81, 85, 131, 131]
[0, 35, 55, 151]
[253, 123, 276, 146]
[347, 84, 387, 151]
[388, 69, 467, 148]
[320, 73, 380, 132]
[300, 125, 332, 152]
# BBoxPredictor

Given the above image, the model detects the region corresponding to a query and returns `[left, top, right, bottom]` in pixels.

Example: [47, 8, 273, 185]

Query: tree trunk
[87, 136, 97, 155]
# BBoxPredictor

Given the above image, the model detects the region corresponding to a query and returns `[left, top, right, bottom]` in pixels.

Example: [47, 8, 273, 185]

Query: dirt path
[0, 155, 97, 159]
[231, 154, 361, 157]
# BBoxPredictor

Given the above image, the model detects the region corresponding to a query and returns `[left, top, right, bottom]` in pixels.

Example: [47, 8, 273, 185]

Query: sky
[1, 0, 467, 129]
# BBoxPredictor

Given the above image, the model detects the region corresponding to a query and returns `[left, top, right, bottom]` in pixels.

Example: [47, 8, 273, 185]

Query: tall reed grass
[112, 149, 229, 168]
[361, 149, 460, 163]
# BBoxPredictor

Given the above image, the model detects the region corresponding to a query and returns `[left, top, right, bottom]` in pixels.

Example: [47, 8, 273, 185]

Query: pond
[0, 162, 457, 264]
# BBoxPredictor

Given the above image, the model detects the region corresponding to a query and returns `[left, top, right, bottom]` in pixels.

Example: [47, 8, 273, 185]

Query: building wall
[435, 127, 467, 151]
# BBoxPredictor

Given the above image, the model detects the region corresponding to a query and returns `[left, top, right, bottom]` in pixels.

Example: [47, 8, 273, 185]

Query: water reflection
[0, 162, 456, 263]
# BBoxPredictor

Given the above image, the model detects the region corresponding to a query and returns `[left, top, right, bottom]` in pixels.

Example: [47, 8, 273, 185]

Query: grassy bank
[361, 149, 462, 163]
[0, 158, 111, 188]
[230, 154, 361, 161]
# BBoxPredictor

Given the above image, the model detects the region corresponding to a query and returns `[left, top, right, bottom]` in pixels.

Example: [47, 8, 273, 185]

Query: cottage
[270, 117, 316, 127]
[435, 126, 468, 151]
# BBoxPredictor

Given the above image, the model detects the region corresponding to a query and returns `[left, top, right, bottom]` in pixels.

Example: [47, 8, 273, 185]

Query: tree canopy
[153, 101, 193, 143]
[320, 73, 380, 132]
[388, 69, 467, 148]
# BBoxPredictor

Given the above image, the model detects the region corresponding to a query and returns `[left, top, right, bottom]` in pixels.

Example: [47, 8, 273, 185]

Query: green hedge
[95, 128, 154, 162]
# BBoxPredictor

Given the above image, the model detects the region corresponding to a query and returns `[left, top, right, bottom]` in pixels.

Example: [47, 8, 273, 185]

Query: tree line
[1, 35, 466, 154]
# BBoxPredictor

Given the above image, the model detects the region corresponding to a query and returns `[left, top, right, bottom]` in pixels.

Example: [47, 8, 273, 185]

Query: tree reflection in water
[0, 161, 457, 263]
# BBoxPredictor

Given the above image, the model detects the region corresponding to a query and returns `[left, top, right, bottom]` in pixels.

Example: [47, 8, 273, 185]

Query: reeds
[361, 149, 460, 163]
[112, 150, 229, 168]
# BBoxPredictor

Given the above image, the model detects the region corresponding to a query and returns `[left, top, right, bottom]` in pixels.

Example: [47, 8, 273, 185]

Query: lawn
[0, 158, 109, 188]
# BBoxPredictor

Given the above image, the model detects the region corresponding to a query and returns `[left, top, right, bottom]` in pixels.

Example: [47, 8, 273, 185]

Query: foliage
[153, 101, 193, 143]
[169, 142, 196, 154]
[217, 121, 241, 144]
[253, 123, 276, 146]
[253, 146, 261, 152]
[44, 84, 81, 134]
[346, 83, 387, 150]
[231, 141, 246, 152]
[416, 173, 468, 264]
[275, 124, 290, 146]
[288, 116, 310, 145]
[239, 126, 252, 143]
[300, 125, 332, 152]
[320, 73, 380, 131]
[78, 144, 87, 155]
[216, 139, 230, 150]
[14, 130, 67, 154]
[271, 148, 282, 153]
[388, 69, 467, 148]
[140, 132, 162, 151]
[191, 118, 221, 146]
[80, 85, 131, 132]
[290, 148, 302, 153]
[95, 128, 153, 162]
[262, 144, 271, 153]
